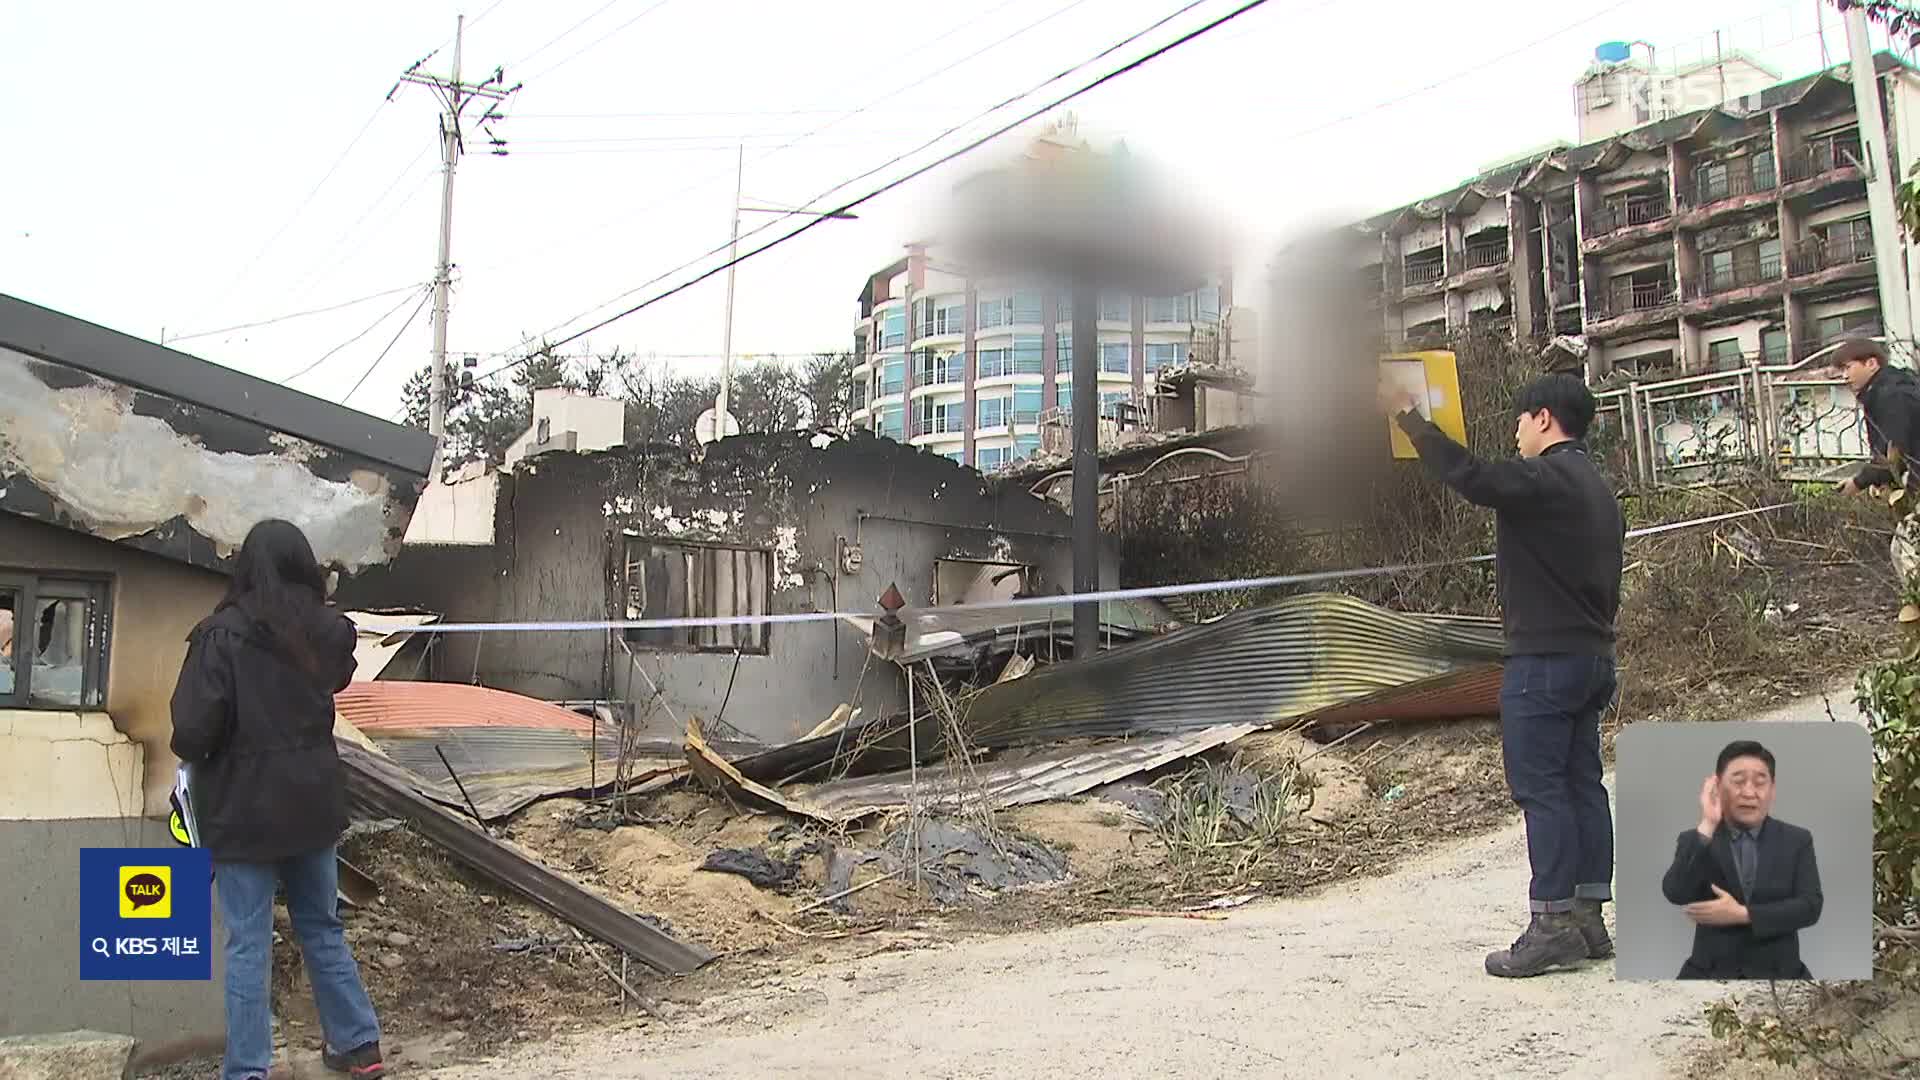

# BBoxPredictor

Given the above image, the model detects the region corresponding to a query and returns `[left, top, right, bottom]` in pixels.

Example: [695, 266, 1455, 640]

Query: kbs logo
[119, 865, 172, 919]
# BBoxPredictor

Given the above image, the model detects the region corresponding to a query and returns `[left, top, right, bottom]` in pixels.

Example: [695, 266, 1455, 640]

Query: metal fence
[1592, 349, 1879, 486]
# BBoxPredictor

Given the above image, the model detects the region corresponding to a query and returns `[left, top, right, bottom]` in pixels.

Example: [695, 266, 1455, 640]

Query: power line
[460, 0, 1096, 280]
[194, 102, 395, 326]
[523, 0, 679, 83]
[285, 287, 430, 383]
[474, 0, 1278, 383]
[507, 0, 626, 70]
[285, 148, 436, 297]
[165, 282, 429, 344]
[499, 0, 1227, 358]
[345, 290, 434, 403]
[468, 0, 514, 30]
[1274, 0, 1641, 145]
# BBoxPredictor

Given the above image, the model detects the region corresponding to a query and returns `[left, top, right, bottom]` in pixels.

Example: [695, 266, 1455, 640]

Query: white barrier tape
[379, 501, 1801, 636]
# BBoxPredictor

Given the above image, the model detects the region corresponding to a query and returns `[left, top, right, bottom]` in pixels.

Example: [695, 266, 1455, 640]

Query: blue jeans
[213, 847, 380, 1080]
[1499, 653, 1617, 914]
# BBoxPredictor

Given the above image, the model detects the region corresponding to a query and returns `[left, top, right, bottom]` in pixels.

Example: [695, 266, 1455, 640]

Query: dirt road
[424, 690, 1861, 1080]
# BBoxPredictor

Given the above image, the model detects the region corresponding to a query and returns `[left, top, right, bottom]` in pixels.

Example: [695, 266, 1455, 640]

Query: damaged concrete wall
[342, 431, 1108, 744]
[0, 345, 417, 574]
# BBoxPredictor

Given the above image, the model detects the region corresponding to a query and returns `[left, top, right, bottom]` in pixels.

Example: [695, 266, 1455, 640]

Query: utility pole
[393, 15, 520, 470]
[719, 144, 744, 426]
[1841, 3, 1917, 346]
[697, 159, 858, 445]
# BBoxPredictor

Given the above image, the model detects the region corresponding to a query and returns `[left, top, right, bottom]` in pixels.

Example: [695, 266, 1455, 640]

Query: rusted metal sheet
[337, 681, 678, 820]
[0, 294, 432, 575]
[795, 723, 1261, 818]
[337, 741, 716, 974]
[737, 592, 1501, 787]
[1292, 664, 1504, 729]
[959, 592, 1503, 746]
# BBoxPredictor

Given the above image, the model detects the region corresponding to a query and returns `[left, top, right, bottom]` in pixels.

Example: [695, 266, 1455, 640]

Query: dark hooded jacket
[1852, 363, 1920, 492]
[169, 604, 357, 863]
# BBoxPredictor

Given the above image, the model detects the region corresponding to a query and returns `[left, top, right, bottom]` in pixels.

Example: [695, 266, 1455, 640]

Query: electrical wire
[164, 282, 429, 344]
[522, 0, 679, 83]
[197, 102, 392, 318]
[487, 0, 1226, 363]
[285, 286, 430, 383]
[507, 0, 627, 70]
[285, 148, 436, 297]
[473, 0, 1278, 382]
[344, 290, 434, 403]
[1272, 0, 1642, 145]
[458, 0, 1101, 280]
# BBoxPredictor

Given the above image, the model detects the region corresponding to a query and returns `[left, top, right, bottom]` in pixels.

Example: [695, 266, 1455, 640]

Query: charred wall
[343, 431, 1106, 744]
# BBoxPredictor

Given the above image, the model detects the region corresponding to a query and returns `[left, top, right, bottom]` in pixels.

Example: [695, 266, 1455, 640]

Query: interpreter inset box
[1614, 721, 1871, 981]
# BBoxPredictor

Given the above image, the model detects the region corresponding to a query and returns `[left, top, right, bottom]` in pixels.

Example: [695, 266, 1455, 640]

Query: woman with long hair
[171, 519, 386, 1080]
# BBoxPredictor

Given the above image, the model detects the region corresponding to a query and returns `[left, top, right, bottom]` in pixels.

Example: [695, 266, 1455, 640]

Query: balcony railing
[1788, 233, 1875, 277]
[1586, 196, 1672, 237]
[1553, 308, 1584, 335]
[1550, 283, 1579, 308]
[1783, 137, 1864, 183]
[1683, 255, 1784, 299]
[1462, 243, 1509, 271]
[1683, 161, 1777, 208]
[918, 412, 964, 435]
[1590, 280, 1677, 320]
[1403, 260, 1446, 286]
[1795, 327, 1882, 362]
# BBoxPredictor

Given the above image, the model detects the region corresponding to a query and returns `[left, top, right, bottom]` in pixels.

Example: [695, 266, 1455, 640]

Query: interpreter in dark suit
[1661, 740, 1822, 980]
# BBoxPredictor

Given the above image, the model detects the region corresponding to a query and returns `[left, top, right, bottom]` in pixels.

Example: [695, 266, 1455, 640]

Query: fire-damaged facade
[0, 293, 434, 1042]
[341, 430, 1118, 746]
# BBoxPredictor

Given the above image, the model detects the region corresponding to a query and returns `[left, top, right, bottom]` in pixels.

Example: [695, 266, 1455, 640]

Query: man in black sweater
[1381, 372, 1626, 977]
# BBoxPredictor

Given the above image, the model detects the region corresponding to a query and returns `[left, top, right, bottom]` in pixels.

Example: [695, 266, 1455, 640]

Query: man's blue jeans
[213, 847, 380, 1080]
[1500, 653, 1617, 914]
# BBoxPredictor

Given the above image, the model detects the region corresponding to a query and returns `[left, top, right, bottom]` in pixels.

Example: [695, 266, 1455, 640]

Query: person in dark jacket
[1380, 372, 1625, 978]
[170, 519, 386, 1080]
[1662, 739, 1822, 980]
[1830, 336, 1920, 590]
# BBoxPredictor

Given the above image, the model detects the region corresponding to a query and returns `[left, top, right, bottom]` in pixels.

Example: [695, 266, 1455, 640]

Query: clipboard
[1382, 350, 1467, 459]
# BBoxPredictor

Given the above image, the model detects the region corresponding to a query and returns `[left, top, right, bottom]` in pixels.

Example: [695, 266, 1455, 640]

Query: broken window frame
[619, 539, 773, 656]
[0, 570, 112, 712]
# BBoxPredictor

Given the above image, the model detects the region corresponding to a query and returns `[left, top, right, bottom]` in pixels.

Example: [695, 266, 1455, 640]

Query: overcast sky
[0, 0, 1883, 425]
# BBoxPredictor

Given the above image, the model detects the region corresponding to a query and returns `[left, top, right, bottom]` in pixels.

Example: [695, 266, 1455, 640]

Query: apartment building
[849, 254, 1230, 470]
[1284, 51, 1920, 379]
[843, 119, 1231, 470]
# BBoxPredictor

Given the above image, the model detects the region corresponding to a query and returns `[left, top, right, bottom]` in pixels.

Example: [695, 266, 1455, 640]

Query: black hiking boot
[1573, 898, 1613, 960]
[1484, 911, 1588, 977]
[322, 1041, 387, 1078]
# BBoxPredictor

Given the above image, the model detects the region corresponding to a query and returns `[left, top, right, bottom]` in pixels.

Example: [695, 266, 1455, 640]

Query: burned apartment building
[1274, 51, 1920, 379]
[339, 428, 1121, 747]
[0, 293, 432, 1041]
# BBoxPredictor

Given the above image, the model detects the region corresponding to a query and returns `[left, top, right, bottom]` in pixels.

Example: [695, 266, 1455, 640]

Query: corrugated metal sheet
[1293, 664, 1505, 729]
[961, 592, 1503, 745]
[796, 724, 1260, 817]
[335, 682, 672, 820]
[337, 681, 598, 733]
[338, 741, 715, 974]
[736, 593, 1502, 787]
